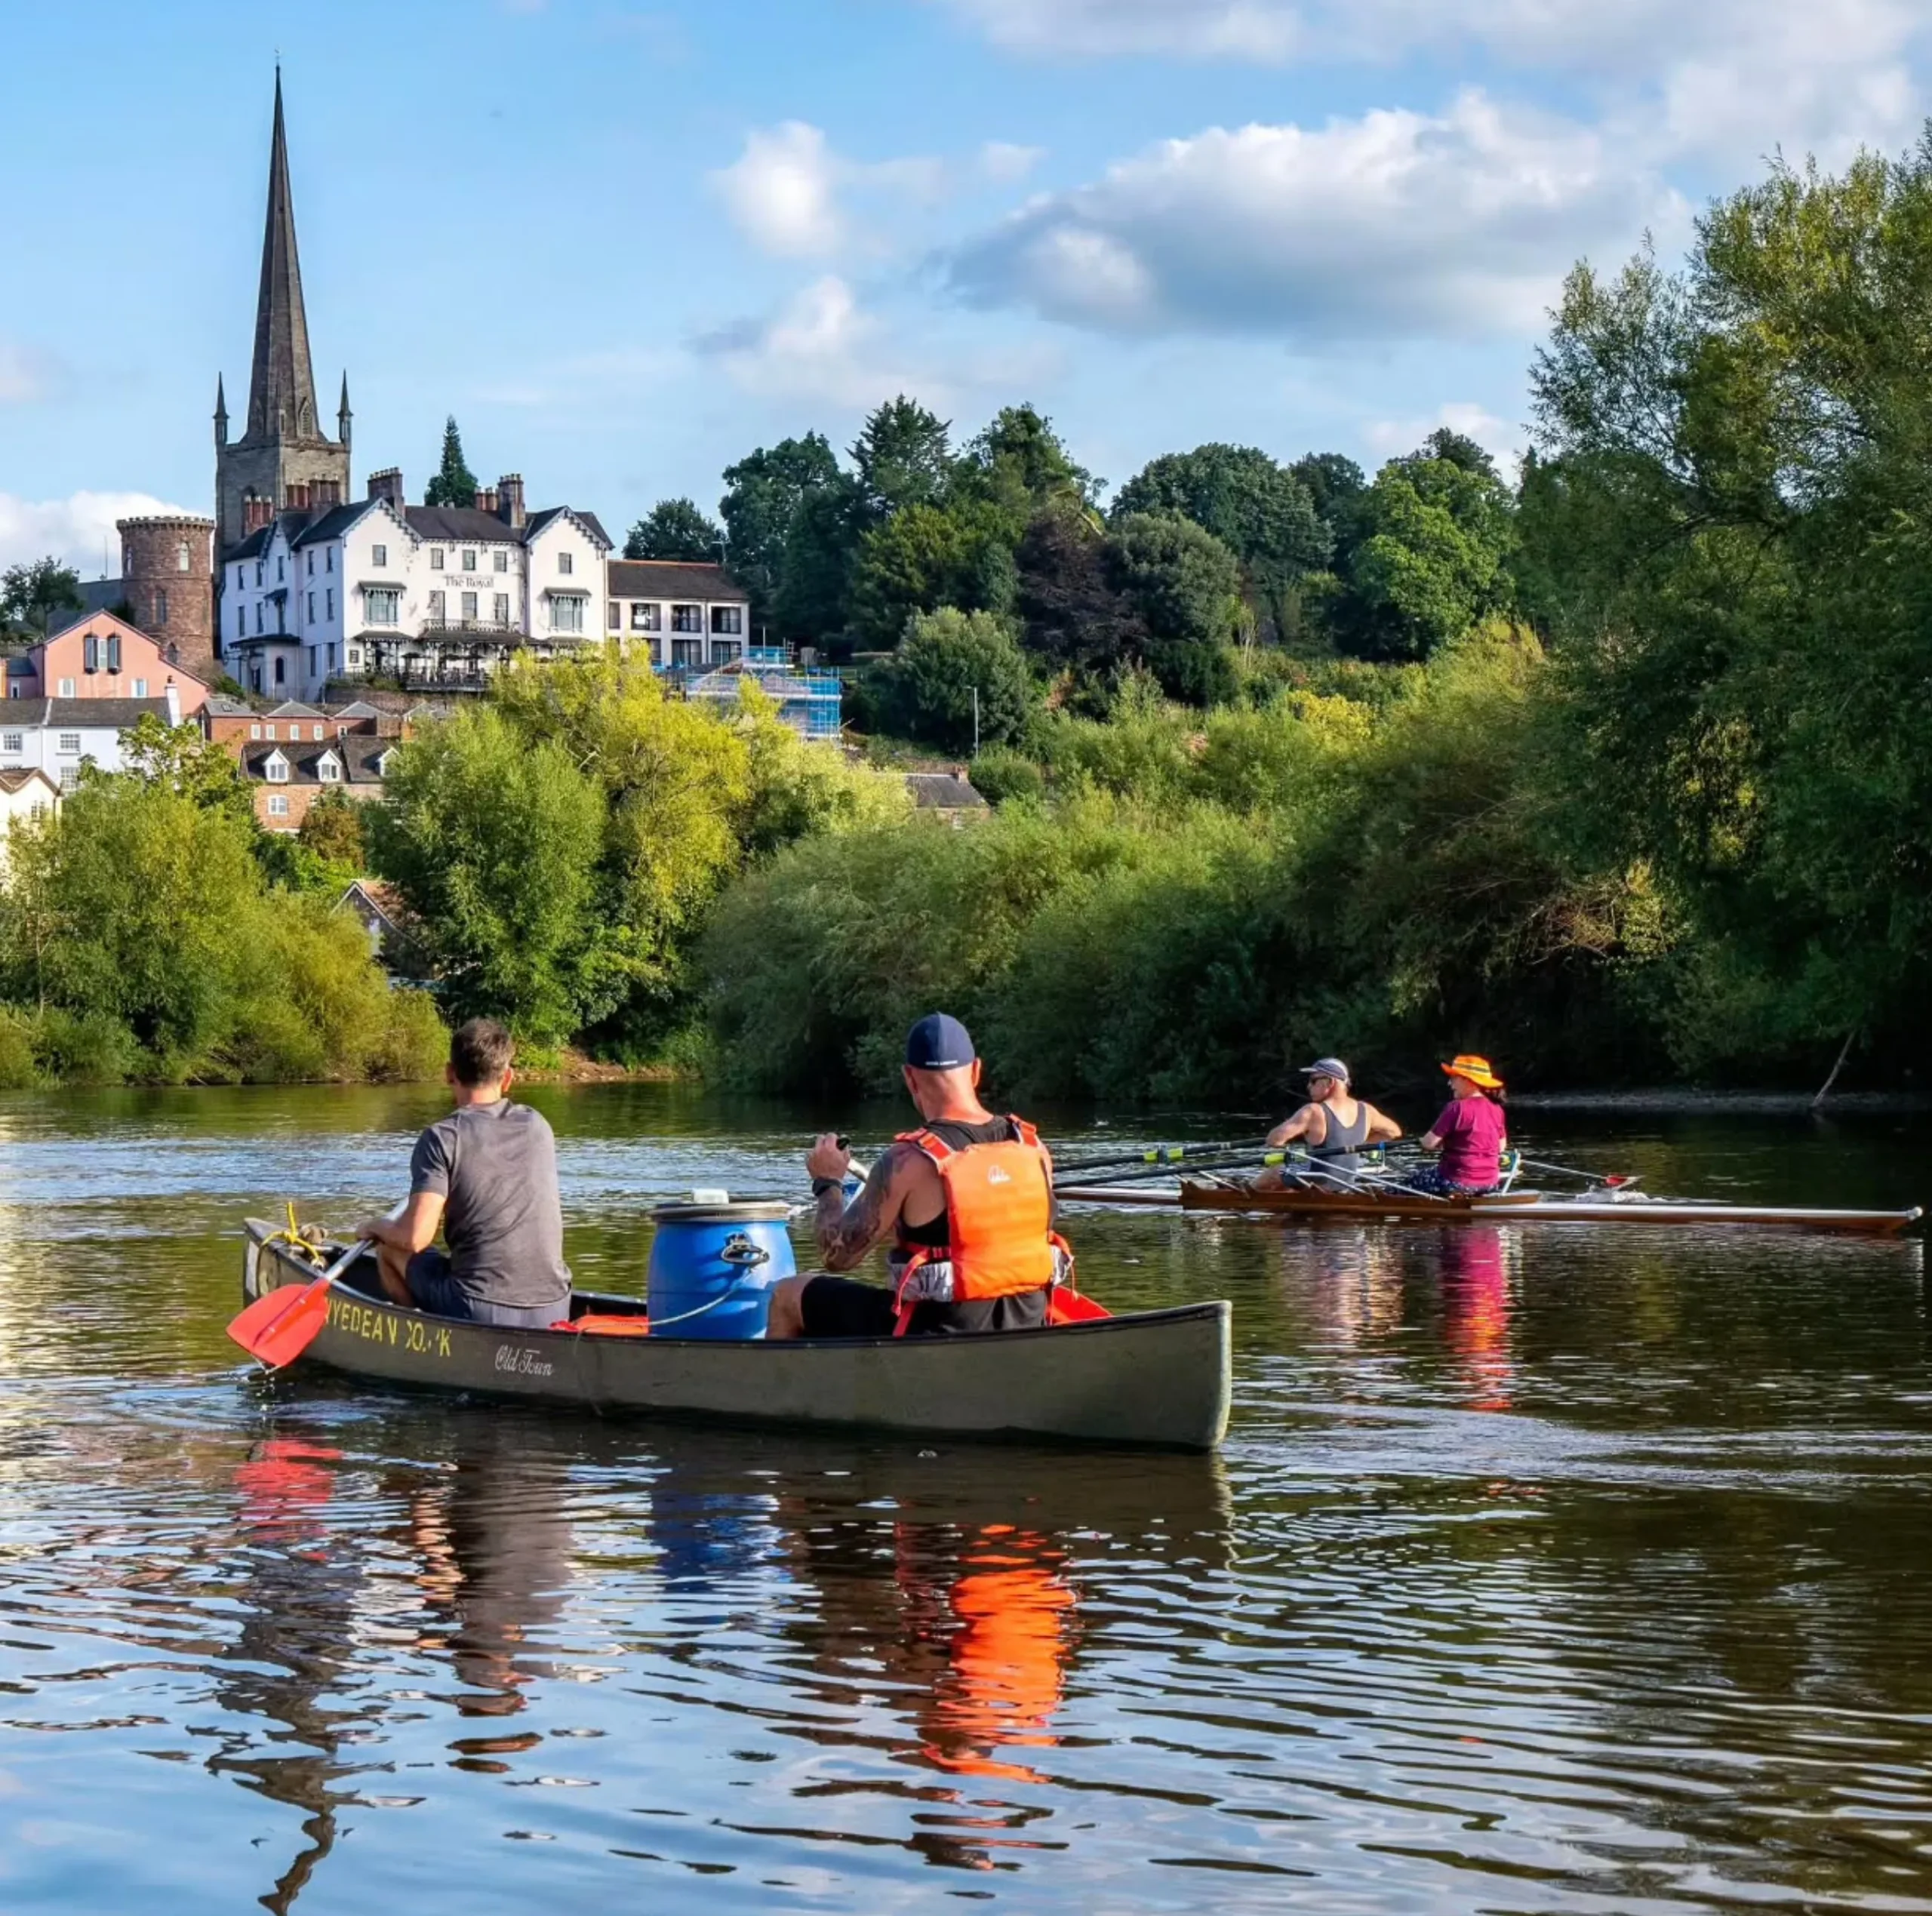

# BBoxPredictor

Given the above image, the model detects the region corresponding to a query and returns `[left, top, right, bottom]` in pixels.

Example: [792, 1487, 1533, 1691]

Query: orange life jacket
[891, 1116, 1069, 1330]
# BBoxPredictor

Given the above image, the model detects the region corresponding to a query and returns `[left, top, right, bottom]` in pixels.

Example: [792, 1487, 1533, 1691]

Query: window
[2, 733, 20, 754]
[309, 646, 318, 678]
[558, 550, 574, 576]
[328, 644, 337, 672]
[325, 588, 334, 620]
[255, 604, 263, 635]
[176, 540, 190, 572]
[494, 549, 509, 571]
[711, 640, 742, 665]
[153, 591, 168, 627]
[429, 547, 445, 568]
[672, 604, 703, 633]
[365, 588, 400, 626]
[348, 647, 362, 668]
[608, 601, 620, 632]
[428, 590, 446, 621]
[631, 602, 660, 632]
[711, 605, 744, 635]
[57, 678, 75, 698]
[318, 755, 341, 783]
[552, 596, 584, 635]
[273, 657, 286, 686]
[107, 634, 122, 673]
[266, 755, 288, 783]
[265, 724, 275, 740]
[371, 543, 388, 568]
[307, 592, 315, 623]
[462, 549, 477, 571]
[255, 561, 264, 586]
[267, 793, 289, 818]
[59, 765, 80, 792]
[83, 634, 100, 672]
[306, 551, 314, 577]
[236, 606, 245, 639]
[671, 638, 703, 668]
[250, 723, 262, 740]
[326, 549, 334, 574]
[313, 723, 325, 741]
[235, 567, 244, 589]
[57, 733, 82, 753]
[277, 557, 285, 582]
[132, 678, 147, 698]
[461, 591, 478, 620]
[494, 592, 509, 624]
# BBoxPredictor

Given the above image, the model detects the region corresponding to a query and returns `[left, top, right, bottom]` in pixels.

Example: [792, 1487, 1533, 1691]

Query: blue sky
[2, 0, 1928, 573]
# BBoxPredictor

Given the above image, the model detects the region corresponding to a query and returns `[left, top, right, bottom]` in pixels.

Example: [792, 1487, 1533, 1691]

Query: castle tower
[118, 517, 217, 681]
[214, 71, 350, 553]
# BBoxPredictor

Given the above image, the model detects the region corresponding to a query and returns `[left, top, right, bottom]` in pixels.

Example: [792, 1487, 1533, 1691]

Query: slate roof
[266, 700, 325, 718]
[3, 698, 177, 729]
[0, 767, 58, 794]
[288, 501, 371, 549]
[242, 737, 393, 785]
[525, 504, 614, 550]
[905, 771, 988, 810]
[202, 694, 258, 717]
[608, 559, 748, 601]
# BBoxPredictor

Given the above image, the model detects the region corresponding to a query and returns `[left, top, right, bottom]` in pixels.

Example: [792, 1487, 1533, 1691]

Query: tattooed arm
[808, 1136, 907, 1272]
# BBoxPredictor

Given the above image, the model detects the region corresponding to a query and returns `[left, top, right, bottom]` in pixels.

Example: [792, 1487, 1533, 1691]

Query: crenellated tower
[214, 70, 350, 553]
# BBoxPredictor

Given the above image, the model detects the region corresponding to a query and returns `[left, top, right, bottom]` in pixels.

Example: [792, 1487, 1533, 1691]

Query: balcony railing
[416, 616, 523, 637]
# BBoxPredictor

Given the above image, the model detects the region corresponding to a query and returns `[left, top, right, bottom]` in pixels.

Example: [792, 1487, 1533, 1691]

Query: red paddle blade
[227, 1276, 333, 1369]
[1048, 1289, 1112, 1324]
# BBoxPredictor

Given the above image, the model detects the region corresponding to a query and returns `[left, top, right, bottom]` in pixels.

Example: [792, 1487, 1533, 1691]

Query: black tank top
[1309, 1100, 1371, 1170]
[897, 1116, 1026, 1247]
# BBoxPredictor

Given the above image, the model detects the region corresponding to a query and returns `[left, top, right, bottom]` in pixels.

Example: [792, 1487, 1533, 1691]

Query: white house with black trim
[220, 469, 612, 702]
[0, 693, 184, 789]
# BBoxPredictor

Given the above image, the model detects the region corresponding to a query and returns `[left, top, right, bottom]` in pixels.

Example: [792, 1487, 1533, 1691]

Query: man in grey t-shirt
[358, 1019, 571, 1329]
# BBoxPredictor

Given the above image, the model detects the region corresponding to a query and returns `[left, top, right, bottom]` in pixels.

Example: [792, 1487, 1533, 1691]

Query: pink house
[6, 610, 210, 716]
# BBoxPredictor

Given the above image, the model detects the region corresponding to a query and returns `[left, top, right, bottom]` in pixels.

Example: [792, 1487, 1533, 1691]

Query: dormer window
[317, 753, 342, 783]
[265, 753, 289, 783]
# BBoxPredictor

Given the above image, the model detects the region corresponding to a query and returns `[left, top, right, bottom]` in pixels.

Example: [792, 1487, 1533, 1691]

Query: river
[0, 1084, 1926, 1912]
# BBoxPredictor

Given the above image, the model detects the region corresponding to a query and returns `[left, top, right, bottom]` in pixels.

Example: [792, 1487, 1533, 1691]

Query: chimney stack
[164, 681, 182, 727]
[367, 467, 405, 506]
[243, 495, 275, 535]
[475, 484, 500, 515]
[497, 473, 525, 529]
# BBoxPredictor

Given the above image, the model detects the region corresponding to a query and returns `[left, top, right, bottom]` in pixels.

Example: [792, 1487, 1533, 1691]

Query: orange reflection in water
[1438, 1226, 1515, 1412]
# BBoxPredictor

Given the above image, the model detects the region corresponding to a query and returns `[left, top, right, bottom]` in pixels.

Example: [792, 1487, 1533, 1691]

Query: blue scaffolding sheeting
[682, 657, 843, 739]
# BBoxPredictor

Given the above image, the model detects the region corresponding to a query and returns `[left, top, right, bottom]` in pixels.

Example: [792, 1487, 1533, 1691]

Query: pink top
[1430, 1096, 1507, 1188]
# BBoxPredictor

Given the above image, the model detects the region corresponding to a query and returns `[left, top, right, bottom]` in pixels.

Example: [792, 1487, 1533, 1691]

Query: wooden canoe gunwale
[240, 1222, 1232, 1451]
[1056, 1182, 1921, 1235]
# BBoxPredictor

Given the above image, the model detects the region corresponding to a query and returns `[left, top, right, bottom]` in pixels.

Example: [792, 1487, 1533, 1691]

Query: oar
[229, 1204, 401, 1370]
[1051, 1136, 1272, 1176]
[1055, 1150, 1283, 1192]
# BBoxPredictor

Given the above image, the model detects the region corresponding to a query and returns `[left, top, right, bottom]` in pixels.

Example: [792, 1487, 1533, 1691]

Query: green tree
[624, 497, 725, 563]
[423, 415, 479, 509]
[1112, 444, 1331, 616]
[1013, 503, 1146, 685]
[865, 607, 1035, 753]
[298, 786, 368, 872]
[956, 404, 1097, 517]
[852, 396, 953, 520]
[115, 713, 257, 826]
[720, 434, 841, 627]
[369, 705, 605, 1043]
[775, 475, 866, 650]
[848, 500, 1016, 651]
[1105, 512, 1244, 703]
[1, 557, 83, 639]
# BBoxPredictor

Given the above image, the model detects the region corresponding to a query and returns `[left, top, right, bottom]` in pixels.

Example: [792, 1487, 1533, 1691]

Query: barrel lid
[651, 1200, 795, 1224]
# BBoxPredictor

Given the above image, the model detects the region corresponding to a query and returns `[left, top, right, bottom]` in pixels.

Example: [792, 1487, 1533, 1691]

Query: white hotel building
[220, 471, 615, 703]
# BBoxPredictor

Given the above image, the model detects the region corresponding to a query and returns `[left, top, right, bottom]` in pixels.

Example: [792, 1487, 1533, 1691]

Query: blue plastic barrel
[647, 1201, 796, 1339]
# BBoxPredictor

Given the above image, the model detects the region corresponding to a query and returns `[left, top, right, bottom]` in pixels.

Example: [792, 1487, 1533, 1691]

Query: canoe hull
[241, 1225, 1232, 1451]
[1056, 1183, 1921, 1235]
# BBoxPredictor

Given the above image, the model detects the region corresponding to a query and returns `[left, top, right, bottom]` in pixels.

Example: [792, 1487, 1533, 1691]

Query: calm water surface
[0, 1084, 1927, 1913]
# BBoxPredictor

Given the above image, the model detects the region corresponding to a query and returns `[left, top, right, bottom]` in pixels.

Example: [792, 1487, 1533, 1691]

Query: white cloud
[932, 0, 1930, 163]
[0, 490, 195, 575]
[949, 92, 1681, 343]
[710, 122, 945, 261]
[0, 343, 61, 406]
[980, 140, 1046, 184]
[1365, 401, 1521, 466]
[936, 0, 1300, 60]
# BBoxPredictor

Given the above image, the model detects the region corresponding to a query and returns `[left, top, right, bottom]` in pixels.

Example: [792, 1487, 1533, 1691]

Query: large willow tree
[1524, 133, 1932, 1075]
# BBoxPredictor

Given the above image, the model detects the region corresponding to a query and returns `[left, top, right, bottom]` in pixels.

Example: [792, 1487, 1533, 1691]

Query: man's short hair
[449, 1017, 515, 1087]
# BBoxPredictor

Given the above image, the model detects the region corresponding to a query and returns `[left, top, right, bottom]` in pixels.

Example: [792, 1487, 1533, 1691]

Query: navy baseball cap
[1300, 1056, 1351, 1084]
[906, 1013, 977, 1071]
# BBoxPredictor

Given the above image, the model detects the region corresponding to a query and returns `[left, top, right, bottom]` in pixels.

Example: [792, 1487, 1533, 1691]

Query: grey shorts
[405, 1247, 567, 1330]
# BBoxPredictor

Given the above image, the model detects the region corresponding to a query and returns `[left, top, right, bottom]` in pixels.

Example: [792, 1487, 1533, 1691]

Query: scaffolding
[681, 653, 843, 739]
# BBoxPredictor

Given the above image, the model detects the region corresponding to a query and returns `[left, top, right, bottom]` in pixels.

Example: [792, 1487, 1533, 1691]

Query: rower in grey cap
[1254, 1057, 1404, 1190]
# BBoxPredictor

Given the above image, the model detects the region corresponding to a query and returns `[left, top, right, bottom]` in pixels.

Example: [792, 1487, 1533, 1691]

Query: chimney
[475, 484, 499, 515]
[367, 467, 405, 506]
[164, 681, 182, 727]
[243, 495, 275, 534]
[497, 473, 525, 529]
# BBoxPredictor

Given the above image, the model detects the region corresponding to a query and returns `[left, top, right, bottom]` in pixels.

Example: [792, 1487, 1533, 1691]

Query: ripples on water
[0, 1085, 1927, 1911]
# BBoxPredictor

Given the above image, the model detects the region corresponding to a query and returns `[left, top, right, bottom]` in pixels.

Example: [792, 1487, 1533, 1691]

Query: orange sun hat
[1441, 1053, 1504, 1090]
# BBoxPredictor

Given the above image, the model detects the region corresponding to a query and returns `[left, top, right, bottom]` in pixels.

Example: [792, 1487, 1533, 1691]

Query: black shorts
[405, 1247, 568, 1330]
[798, 1275, 1051, 1339]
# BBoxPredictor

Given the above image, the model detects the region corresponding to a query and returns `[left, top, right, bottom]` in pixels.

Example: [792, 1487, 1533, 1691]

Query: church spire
[245, 68, 321, 444]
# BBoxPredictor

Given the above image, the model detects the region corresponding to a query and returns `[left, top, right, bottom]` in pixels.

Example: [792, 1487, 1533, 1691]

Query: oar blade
[228, 1276, 333, 1369]
[1048, 1288, 1112, 1324]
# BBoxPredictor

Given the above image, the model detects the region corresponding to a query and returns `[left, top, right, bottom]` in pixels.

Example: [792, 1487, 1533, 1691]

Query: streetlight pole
[972, 685, 980, 755]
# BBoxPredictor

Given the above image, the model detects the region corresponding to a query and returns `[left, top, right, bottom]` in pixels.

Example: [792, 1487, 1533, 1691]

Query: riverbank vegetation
[0, 721, 443, 1087]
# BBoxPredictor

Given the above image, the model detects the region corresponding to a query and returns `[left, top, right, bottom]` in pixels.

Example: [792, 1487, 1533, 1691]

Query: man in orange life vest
[764, 1013, 1067, 1339]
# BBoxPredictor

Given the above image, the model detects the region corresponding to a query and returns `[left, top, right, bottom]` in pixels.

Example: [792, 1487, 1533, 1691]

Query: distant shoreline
[1512, 1090, 1932, 1115]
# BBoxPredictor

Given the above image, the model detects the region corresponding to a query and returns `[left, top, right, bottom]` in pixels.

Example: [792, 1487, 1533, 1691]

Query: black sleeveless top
[897, 1116, 1027, 1247]
[1308, 1100, 1371, 1170]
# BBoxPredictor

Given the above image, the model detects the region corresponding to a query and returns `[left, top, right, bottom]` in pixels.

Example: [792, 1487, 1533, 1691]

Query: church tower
[214, 71, 350, 554]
